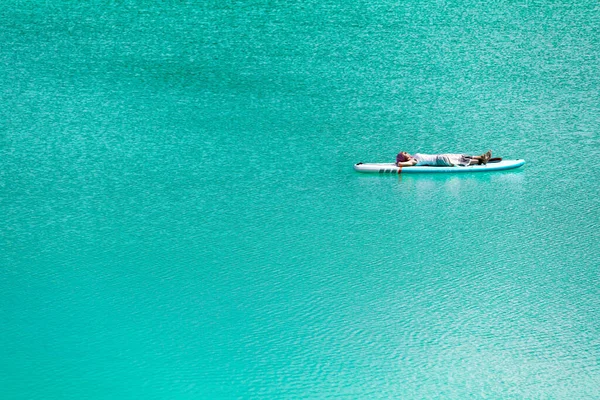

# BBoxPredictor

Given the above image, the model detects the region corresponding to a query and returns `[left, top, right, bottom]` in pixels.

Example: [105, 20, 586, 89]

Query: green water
[2, 1, 599, 398]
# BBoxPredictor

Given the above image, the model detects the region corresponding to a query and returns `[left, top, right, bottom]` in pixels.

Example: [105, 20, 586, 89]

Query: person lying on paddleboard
[396, 150, 492, 167]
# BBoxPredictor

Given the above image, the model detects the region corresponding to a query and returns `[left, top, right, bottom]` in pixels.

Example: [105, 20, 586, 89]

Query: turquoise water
[2, 1, 599, 398]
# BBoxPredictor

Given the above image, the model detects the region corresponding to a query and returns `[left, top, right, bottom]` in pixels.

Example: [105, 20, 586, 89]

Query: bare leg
[468, 150, 492, 165]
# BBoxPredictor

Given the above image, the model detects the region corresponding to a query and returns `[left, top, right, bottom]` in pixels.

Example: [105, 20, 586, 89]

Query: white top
[413, 153, 438, 166]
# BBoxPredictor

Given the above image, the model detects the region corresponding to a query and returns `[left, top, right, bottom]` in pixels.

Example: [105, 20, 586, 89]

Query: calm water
[2, 1, 600, 398]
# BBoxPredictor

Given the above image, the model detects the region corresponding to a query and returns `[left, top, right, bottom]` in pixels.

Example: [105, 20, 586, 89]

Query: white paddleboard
[354, 159, 525, 174]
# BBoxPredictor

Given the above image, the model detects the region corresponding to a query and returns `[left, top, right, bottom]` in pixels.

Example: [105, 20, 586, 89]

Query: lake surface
[2, 1, 599, 398]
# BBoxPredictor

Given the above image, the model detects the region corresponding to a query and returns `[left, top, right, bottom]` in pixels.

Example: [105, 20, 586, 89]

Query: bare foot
[481, 150, 492, 164]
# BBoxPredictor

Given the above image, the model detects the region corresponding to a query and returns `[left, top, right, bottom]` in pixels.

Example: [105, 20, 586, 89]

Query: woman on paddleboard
[396, 150, 492, 167]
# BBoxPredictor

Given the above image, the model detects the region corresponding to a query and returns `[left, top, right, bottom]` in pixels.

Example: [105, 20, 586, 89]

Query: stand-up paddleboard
[354, 159, 525, 174]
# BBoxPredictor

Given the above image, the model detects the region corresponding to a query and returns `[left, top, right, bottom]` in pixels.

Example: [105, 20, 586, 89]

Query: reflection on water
[391, 169, 526, 199]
